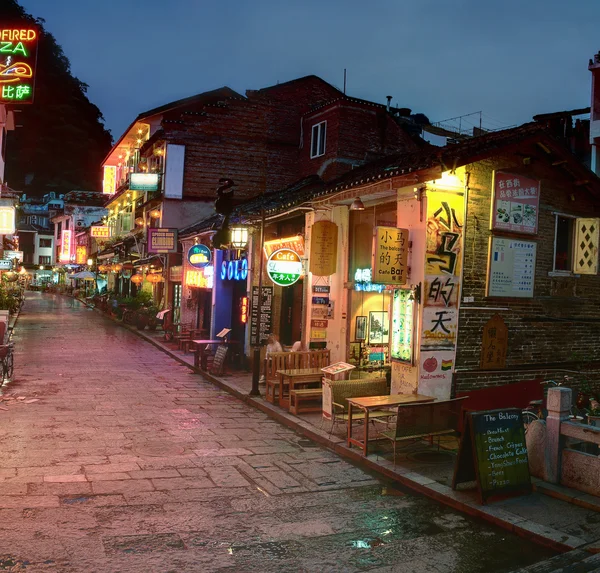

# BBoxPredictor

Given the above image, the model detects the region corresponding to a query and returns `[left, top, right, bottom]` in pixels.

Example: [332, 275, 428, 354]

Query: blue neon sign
[220, 258, 248, 281]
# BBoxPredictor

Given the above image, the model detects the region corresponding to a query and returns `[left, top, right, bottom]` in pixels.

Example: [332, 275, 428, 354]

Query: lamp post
[250, 205, 265, 396]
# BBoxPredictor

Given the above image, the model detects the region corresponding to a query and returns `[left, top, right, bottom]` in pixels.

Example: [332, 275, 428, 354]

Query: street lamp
[230, 227, 249, 249]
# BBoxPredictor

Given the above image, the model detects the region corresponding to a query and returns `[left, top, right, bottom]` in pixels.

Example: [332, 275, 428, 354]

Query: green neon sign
[267, 248, 303, 287]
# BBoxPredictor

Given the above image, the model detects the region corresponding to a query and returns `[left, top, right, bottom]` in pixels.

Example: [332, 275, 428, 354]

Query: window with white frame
[310, 121, 327, 158]
[553, 214, 599, 274]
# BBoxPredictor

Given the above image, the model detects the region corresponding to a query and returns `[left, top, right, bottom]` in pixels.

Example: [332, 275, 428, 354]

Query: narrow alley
[0, 293, 552, 572]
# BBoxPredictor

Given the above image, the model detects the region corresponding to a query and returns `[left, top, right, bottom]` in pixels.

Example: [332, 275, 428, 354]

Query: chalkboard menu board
[452, 408, 531, 504]
[210, 345, 228, 376]
[250, 286, 273, 346]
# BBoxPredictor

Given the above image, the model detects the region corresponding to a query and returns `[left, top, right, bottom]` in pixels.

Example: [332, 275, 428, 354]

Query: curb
[90, 303, 596, 554]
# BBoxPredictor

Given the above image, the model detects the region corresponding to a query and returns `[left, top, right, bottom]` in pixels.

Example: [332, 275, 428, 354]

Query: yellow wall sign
[0, 206, 15, 235]
[185, 266, 214, 289]
[75, 246, 87, 264]
[372, 226, 408, 285]
[310, 220, 338, 276]
[103, 166, 117, 195]
[91, 225, 110, 239]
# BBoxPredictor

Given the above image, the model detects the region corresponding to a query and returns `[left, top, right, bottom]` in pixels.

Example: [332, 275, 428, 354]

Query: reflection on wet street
[0, 292, 554, 571]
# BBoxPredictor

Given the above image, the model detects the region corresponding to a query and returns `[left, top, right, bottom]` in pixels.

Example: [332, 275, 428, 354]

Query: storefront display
[390, 288, 415, 363]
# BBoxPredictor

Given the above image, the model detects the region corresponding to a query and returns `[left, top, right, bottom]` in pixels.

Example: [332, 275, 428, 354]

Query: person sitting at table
[290, 340, 305, 352]
[265, 333, 283, 356]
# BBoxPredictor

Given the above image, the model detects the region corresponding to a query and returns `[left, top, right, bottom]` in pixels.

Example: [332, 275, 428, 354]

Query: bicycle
[522, 375, 581, 432]
[0, 327, 15, 382]
[122, 308, 137, 326]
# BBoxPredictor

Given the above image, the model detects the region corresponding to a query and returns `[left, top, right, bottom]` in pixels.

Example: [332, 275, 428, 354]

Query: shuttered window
[573, 218, 599, 275]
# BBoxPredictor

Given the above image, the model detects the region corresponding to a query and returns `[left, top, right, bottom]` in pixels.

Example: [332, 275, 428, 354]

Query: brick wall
[455, 147, 600, 396]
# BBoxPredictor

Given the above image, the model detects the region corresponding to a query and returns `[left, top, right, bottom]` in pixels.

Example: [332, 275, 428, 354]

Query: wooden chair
[264, 352, 290, 403]
[380, 397, 468, 465]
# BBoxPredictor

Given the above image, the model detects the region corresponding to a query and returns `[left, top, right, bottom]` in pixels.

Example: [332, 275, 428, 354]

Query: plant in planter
[586, 399, 600, 427]
[576, 380, 596, 410]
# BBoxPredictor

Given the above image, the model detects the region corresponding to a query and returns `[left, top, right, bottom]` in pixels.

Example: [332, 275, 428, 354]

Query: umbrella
[68, 271, 96, 281]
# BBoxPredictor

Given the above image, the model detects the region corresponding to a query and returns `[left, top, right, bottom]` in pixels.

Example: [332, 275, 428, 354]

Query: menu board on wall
[310, 221, 338, 276]
[492, 171, 540, 235]
[453, 409, 531, 504]
[250, 286, 273, 346]
[391, 289, 414, 363]
[487, 237, 536, 298]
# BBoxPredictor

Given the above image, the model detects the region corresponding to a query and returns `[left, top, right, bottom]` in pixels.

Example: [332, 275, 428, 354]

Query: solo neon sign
[220, 258, 248, 281]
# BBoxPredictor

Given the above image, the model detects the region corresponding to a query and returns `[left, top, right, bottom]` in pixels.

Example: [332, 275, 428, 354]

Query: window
[38, 256, 51, 265]
[29, 215, 37, 225]
[39, 238, 52, 248]
[553, 215, 600, 275]
[65, 219, 70, 230]
[56, 222, 62, 238]
[310, 121, 326, 158]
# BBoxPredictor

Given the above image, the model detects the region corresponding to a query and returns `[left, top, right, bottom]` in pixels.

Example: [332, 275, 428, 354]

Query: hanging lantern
[98, 264, 108, 273]
[146, 273, 164, 284]
[135, 217, 144, 227]
[149, 209, 161, 219]
[112, 263, 123, 272]
[230, 227, 249, 249]
[131, 274, 144, 285]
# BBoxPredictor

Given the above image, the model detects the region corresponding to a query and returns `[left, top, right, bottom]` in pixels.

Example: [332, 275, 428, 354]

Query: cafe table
[347, 393, 435, 456]
[276, 368, 323, 410]
[191, 339, 225, 370]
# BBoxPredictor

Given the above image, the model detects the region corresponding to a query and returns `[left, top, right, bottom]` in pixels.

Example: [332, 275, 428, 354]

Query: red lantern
[131, 274, 144, 285]
[146, 273, 163, 284]
[112, 263, 123, 272]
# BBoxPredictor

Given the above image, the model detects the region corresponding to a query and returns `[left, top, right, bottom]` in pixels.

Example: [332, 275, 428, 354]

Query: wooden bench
[264, 350, 330, 404]
[322, 377, 388, 432]
[380, 397, 468, 465]
[290, 388, 323, 415]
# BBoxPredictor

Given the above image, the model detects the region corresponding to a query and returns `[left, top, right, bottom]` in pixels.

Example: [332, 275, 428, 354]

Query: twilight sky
[20, 0, 600, 141]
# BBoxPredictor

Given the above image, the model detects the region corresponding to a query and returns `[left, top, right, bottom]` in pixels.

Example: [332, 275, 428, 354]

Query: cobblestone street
[0, 293, 554, 572]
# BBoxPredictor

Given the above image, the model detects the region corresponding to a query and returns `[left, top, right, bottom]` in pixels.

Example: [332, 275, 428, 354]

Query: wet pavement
[0, 292, 556, 572]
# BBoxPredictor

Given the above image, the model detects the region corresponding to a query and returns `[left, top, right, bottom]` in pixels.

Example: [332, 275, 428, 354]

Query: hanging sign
[250, 286, 273, 345]
[310, 220, 337, 276]
[492, 171, 540, 235]
[480, 315, 508, 369]
[453, 409, 531, 504]
[263, 235, 304, 258]
[0, 27, 39, 105]
[102, 166, 117, 195]
[91, 225, 111, 239]
[130, 173, 159, 192]
[312, 296, 329, 305]
[185, 266, 213, 289]
[487, 237, 536, 298]
[220, 258, 248, 281]
[0, 206, 15, 235]
[372, 226, 409, 285]
[75, 246, 88, 265]
[148, 228, 178, 254]
[312, 285, 330, 293]
[187, 244, 212, 268]
[266, 248, 302, 287]
[240, 296, 249, 324]
[59, 230, 73, 262]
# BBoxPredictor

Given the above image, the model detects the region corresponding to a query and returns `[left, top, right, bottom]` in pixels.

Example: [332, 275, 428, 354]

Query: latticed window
[553, 215, 599, 275]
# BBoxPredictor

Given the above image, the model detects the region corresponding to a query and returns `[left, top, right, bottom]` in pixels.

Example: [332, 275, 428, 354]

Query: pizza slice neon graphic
[0, 62, 32, 83]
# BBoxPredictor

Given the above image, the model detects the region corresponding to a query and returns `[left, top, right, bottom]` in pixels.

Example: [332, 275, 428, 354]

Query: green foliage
[1, 0, 113, 196]
[0, 284, 19, 314]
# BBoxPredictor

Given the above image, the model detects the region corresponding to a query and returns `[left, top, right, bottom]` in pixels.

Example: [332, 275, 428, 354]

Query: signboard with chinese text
[187, 244, 212, 268]
[185, 266, 213, 289]
[492, 171, 540, 235]
[267, 248, 303, 287]
[0, 206, 15, 235]
[4, 250, 22, 262]
[102, 166, 117, 195]
[91, 225, 110, 239]
[263, 235, 304, 258]
[0, 27, 38, 105]
[59, 230, 72, 262]
[309, 221, 337, 276]
[130, 173, 159, 192]
[75, 246, 87, 265]
[148, 228, 178, 254]
[480, 315, 508, 369]
[372, 226, 408, 285]
[487, 237, 536, 298]
[391, 289, 415, 363]
[250, 286, 273, 346]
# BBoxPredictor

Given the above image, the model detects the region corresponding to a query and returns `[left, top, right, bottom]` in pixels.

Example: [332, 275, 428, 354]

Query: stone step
[510, 548, 600, 572]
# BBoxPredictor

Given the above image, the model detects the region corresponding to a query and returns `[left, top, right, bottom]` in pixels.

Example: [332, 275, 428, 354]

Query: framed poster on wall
[487, 237, 536, 298]
[368, 311, 389, 344]
[491, 171, 540, 235]
[355, 316, 367, 341]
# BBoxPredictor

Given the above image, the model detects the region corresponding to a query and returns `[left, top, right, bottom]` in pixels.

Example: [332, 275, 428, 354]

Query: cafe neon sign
[220, 258, 248, 281]
[267, 248, 303, 287]
[0, 28, 38, 104]
[354, 268, 385, 293]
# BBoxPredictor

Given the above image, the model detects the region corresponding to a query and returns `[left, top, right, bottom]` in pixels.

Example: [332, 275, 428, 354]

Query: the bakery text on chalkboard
[452, 408, 531, 504]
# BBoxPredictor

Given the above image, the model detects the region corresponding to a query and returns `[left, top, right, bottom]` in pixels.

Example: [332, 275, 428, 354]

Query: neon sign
[240, 296, 248, 324]
[263, 235, 305, 258]
[60, 230, 72, 263]
[0, 28, 38, 104]
[103, 166, 117, 195]
[267, 248, 303, 287]
[354, 268, 385, 293]
[185, 266, 213, 289]
[76, 246, 87, 265]
[91, 225, 110, 239]
[220, 258, 248, 281]
[188, 244, 211, 268]
[0, 206, 15, 235]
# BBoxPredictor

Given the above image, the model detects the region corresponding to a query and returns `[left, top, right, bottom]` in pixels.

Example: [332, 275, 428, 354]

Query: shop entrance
[279, 279, 303, 346]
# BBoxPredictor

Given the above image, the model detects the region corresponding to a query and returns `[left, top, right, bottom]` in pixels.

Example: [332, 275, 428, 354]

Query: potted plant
[587, 399, 600, 427]
[576, 380, 596, 410]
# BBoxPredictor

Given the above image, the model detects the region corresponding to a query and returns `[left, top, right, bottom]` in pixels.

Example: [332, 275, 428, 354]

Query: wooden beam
[552, 160, 568, 166]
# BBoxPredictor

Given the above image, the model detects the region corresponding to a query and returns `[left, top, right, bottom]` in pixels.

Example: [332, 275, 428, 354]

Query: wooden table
[276, 368, 322, 410]
[192, 340, 224, 370]
[347, 393, 435, 456]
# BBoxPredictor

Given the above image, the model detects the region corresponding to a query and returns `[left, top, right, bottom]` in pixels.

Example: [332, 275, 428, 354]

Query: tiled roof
[63, 190, 106, 206]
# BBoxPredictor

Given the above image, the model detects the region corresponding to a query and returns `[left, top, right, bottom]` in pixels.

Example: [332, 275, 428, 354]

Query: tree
[1, 0, 112, 196]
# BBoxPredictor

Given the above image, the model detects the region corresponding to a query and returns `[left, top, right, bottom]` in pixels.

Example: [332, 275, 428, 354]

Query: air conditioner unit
[76, 220, 84, 228]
